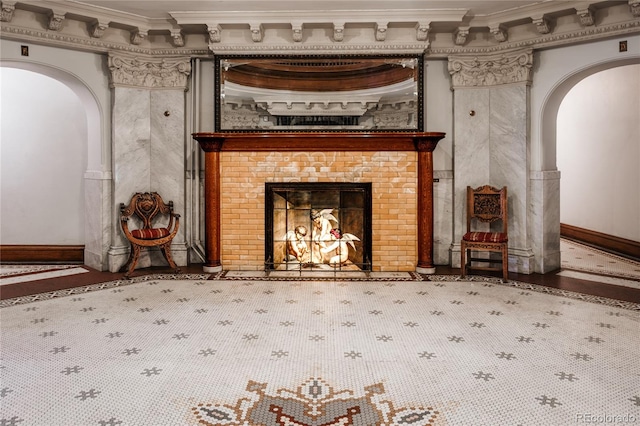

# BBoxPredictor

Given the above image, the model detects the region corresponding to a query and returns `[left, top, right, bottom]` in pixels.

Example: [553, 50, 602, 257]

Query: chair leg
[502, 245, 509, 282]
[160, 243, 181, 273]
[123, 245, 141, 278]
[460, 243, 467, 278]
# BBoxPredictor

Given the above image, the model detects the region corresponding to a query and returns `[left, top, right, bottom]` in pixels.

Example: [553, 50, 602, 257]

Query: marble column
[106, 52, 192, 273]
[530, 170, 562, 273]
[448, 49, 535, 274]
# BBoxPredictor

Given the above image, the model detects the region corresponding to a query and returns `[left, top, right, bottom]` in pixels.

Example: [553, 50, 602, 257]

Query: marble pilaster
[107, 52, 191, 272]
[83, 170, 112, 271]
[433, 170, 453, 265]
[449, 49, 535, 273]
[530, 170, 562, 273]
[150, 89, 188, 266]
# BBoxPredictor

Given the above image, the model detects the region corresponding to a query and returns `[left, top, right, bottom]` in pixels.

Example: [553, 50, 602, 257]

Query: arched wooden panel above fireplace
[192, 132, 445, 274]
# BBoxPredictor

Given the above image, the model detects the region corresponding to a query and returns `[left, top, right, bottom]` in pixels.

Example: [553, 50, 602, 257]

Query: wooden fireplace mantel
[192, 132, 446, 273]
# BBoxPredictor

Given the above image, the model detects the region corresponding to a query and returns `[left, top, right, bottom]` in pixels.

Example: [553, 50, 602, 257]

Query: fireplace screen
[265, 183, 372, 271]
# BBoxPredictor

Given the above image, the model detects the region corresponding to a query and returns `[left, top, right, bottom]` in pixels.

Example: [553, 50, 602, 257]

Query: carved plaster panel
[48, 12, 65, 31]
[208, 24, 222, 43]
[532, 15, 552, 34]
[250, 24, 263, 42]
[292, 23, 303, 42]
[90, 20, 109, 38]
[333, 23, 345, 42]
[372, 111, 413, 129]
[1, 1, 16, 22]
[222, 106, 262, 129]
[130, 29, 148, 45]
[375, 22, 388, 41]
[455, 27, 469, 46]
[171, 30, 184, 47]
[490, 24, 508, 42]
[108, 53, 192, 90]
[630, 0, 640, 17]
[416, 23, 430, 42]
[577, 6, 596, 26]
[448, 49, 534, 88]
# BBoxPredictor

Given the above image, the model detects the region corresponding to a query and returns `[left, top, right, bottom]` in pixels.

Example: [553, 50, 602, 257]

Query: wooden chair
[460, 185, 509, 281]
[120, 192, 181, 278]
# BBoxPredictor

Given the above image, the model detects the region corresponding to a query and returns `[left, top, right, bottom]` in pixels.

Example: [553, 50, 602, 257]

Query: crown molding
[171, 8, 468, 26]
[1, 2, 638, 57]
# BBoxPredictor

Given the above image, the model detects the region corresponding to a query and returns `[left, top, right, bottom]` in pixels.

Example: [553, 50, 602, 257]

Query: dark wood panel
[0, 245, 84, 263]
[193, 132, 444, 152]
[560, 223, 640, 259]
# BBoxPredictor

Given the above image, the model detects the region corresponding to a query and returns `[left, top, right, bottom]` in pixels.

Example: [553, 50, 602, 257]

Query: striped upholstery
[131, 228, 170, 240]
[463, 231, 508, 243]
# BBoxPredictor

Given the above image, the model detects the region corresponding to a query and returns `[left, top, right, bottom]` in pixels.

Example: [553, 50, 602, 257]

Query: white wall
[0, 68, 86, 244]
[557, 64, 640, 242]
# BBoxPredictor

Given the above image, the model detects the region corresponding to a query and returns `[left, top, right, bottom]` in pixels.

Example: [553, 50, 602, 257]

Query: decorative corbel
[629, 0, 640, 17]
[90, 19, 109, 38]
[531, 14, 552, 34]
[1, 1, 17, 22]
[333, 22, 345, 42]
[250, 23, 263, 42]
[208, 24, 222, 43]
[171, 29, 184, 47]
[48, 11, 66, 31]
[489, 23, 508, 42]
[416, 22, 430, 42]
[131, 28, 148, 45]
[576, 6, 595, 26]
[291, 23, 303, 42]
[454, 26, 469, 46]
[375, 22, 388, 41]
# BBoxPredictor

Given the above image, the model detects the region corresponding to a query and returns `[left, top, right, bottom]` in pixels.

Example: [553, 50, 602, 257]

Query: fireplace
[192, 132, 445, 273]
[265, 183, 372, 271]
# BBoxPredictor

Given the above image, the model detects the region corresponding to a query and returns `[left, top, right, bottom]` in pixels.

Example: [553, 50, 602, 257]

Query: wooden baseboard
[560, 224, 640, 259]
[0, 245, 84, 263]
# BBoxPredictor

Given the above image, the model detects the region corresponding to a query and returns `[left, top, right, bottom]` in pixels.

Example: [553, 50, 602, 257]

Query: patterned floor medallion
[192, 378, 437, 426]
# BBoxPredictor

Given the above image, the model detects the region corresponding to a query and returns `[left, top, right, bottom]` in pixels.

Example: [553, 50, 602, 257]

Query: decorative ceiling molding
[1, 1, 638, 57]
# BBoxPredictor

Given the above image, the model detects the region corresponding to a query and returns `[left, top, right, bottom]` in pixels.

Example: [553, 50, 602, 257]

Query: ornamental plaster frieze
[448, 49, 533, 88]
[107, 52, 191, 90]
[1, 17, 639, 58]
[0, 24, 210, 57]
[429, 20, 640, 57]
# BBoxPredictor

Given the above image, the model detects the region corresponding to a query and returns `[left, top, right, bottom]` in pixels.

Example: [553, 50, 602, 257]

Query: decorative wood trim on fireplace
[192, 131, 445, 272]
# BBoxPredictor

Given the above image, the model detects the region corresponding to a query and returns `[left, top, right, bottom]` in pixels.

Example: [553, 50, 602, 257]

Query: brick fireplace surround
[192, 132, 445, 273]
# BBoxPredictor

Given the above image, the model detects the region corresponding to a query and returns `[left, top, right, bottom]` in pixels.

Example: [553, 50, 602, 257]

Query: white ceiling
[69, 0, 558, 20]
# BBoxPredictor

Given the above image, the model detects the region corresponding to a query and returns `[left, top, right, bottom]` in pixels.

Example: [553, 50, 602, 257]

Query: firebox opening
[265, 183, 372, 271]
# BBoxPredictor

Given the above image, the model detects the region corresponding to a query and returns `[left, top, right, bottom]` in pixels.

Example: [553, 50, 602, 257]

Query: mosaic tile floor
[1, 274, 638, 426]
[0, 265, 88, 286]
[560, 239, 640, 282]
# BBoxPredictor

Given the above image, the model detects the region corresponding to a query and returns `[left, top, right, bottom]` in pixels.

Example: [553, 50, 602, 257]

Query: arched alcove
[1, 68, 85, 244]
[557, 64, 640, 243]
[1, 61, 108, 268]
[532, 50, 640, 273]
[539, 57, 640, 172]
